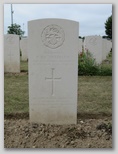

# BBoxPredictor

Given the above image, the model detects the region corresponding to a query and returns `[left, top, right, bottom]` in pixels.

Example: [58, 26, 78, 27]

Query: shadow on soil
[4, 112, 112, 120]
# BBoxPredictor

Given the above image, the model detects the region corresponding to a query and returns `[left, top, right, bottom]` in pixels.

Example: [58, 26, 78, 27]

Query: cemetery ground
[4, 59, 112, 148]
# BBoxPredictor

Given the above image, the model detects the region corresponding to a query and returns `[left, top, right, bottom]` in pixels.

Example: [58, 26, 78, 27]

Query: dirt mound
[4, 118, 112, 148]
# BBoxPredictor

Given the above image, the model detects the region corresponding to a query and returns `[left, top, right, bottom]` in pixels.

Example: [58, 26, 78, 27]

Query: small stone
[32, 123, 39, 128]
[88, 143, 92, 148]
[74, 139, 79, 143]
[66, 141, 70, 145]
[63, 134, 67, 137]
[25, 128, 29, 132]
[91, 131, 96, 137]
[71, 141, 75, 144]
[104, 118, 108, 121]
[62, 145, 65, 148]
[80, 120, 84, 124]
[105, 135, 110, 140]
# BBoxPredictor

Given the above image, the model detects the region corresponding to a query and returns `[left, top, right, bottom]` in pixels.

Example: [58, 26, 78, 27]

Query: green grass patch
[20, 60, 28, 72]
[4, 73, 29, 114]
[78, 76, 112, 114]
[4, 62, 112, 116]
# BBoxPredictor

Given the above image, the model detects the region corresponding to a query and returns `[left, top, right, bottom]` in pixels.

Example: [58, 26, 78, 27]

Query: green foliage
[78, 51, 99, 75]
[98, 66, 112, 76]
[7, 23, 25, 39]
[102, 36, 108, 39]
[78, 51, 112, 76]
[105, 15, 112, 39]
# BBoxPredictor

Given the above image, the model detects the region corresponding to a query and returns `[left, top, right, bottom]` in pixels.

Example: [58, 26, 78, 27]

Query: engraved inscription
[89, 37, 97, 46]
[45, 68, 61, 96]
[41, 24, 65, 49]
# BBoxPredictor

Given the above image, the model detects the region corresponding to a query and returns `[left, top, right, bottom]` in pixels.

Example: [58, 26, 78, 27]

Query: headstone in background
[106, 40, 112, 54]
[20, 37, 28, 61]
[102, 39, 108, 61]
[4, 34, 20, 73]
[78, 38, 82, 54]
[102, 39, 112, 61]
[84, 35, 103, 64]
[28, 19, 79, 124]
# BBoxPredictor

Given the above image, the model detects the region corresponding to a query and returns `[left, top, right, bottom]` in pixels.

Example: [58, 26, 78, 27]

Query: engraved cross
[45, 68, 61, 96]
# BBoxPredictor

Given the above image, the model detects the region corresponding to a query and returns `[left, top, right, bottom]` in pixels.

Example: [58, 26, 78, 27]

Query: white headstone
[28, 19, 79, 124]
[84, 35, 103, 64]
[78, 38, 82, 54]
[4, 34, 20, 73]
[102, 39, 112, 61]
[106, 40, 112, 54]
[102, 39, 108, 60]
[20, 38, 28, 61]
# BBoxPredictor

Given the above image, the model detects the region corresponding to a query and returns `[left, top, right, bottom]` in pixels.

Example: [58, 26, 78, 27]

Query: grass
[4, 73, 29, 114]
[20, 60, 28, 72]
[78, 76, 112, 114]
[4, 60, 112, 116]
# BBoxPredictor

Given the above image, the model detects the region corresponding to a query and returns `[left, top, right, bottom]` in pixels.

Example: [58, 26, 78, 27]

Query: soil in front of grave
[4, 116, 112, 148]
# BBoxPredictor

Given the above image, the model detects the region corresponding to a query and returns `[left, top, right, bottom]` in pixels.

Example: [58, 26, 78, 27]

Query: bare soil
[4, 115, 112, 148]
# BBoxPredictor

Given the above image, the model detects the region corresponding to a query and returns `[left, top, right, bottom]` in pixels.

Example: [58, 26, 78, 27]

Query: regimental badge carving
[6, 36, 15, 44]
[89, 37, 97, 46]
[41, 24, 65, 49]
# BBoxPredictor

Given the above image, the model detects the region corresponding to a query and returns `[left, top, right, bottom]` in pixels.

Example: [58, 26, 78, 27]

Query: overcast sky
[4, 4, 112, 37]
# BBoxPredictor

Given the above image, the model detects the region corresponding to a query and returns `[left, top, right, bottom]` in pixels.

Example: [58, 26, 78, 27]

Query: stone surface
[20, 37, 28, 61]
[78, 38, 82, 54]
[102, 39, 108, 60]
[28, 19, 79, 124]
[106, 40, 112, 54]
[102, 39, 112, 61]
[4, 34, 20, 73]
[84, 35, 103, 64]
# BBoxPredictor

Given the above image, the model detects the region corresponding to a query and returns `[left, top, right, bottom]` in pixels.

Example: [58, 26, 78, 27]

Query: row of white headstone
[4, 35, 28, 73]
[4, 19, 112, 124]
[78, 36, 112, 64]
[4, 34, 112, 73]
[4, 34, 20, 73]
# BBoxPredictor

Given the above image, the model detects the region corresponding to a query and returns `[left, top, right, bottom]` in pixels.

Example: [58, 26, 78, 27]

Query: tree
[105, 15, 112, 39]
[102, 35, 108, 39]
[7, 23, 25, 39]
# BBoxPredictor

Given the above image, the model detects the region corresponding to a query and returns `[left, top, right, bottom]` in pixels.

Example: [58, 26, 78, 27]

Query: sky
[4, 4, 112, 37]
